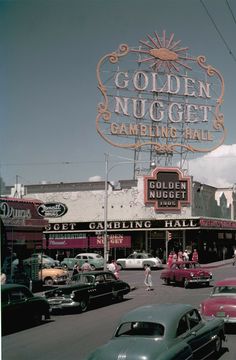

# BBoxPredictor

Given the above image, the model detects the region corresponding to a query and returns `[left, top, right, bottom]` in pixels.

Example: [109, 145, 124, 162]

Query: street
[2, 263, 236, 360]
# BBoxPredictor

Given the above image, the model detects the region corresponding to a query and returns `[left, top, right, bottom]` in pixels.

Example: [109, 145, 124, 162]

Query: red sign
[89, 235, 131, 248]
[44, 238, 88, 249]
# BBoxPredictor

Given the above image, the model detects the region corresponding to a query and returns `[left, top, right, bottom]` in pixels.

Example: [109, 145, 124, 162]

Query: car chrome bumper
[203, 315, 236, 323]
[188, 278, 212, 283]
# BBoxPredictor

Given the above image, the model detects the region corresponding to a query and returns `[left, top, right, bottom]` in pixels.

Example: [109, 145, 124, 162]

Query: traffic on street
[2, 261, 236, 360]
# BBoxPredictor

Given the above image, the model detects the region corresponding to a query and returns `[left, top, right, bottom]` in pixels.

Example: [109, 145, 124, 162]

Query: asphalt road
[2, 263, 236, 360]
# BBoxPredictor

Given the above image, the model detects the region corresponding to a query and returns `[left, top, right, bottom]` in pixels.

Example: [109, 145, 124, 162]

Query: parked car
[24, 253, 60, 267]
[39, 267, 69, 286]
[11, 259, 69, 286]
[44, 271, 130, 313]
[61, 252, 104, 270]
[199, 277, 236, 323]
[84, 303, 226, 360]
[116, 252, 163, 270]
[1, 284, 50, 334]
[160, 261, 213, 288]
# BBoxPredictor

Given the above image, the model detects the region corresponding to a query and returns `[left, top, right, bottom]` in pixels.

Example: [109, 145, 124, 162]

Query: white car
[116, 252, 163, 270]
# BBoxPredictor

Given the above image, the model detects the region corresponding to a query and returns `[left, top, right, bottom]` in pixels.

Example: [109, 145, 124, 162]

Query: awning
[44, 238, 88, 249]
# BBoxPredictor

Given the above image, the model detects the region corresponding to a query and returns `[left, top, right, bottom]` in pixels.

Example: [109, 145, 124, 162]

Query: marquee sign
[96, 31, 225, 154]
[144, 167, 191, 211]
[37, 203, 68, 218]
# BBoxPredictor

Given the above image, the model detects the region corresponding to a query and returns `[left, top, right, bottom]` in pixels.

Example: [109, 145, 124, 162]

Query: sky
[0, 0, 236, 188]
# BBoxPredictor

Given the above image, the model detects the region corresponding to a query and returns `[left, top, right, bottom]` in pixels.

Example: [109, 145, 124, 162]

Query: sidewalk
[201, 258, 233, 269]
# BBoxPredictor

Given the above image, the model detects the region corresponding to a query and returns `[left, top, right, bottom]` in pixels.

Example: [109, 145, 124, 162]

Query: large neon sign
[96, 31, 225, 154]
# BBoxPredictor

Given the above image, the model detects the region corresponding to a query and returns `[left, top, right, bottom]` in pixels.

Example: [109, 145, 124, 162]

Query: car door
[6, 288, 30, 323]
[93, 274, 111, 301]
[179, 310, 213, 360]
[125, 254, 137, 269]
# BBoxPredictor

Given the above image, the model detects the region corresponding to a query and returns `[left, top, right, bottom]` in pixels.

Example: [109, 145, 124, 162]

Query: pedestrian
[107, 260, 120, 279]
[192, 249, 199, 262]
[72, 262, 80, 276]
[177, 250, 183, 262]
[232, 248, 236, 266]
[81, 260, 92, 272]
[167, 252, 174, 268]
[144, 264, 152, 291]
[183, 250, 189, 261]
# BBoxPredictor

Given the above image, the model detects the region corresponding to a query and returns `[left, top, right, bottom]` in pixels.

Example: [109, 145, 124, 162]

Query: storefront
[0, 197, 48, 261]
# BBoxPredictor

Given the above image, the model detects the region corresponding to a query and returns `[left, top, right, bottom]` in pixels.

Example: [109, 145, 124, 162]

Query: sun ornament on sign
[131, 31, 194, 73]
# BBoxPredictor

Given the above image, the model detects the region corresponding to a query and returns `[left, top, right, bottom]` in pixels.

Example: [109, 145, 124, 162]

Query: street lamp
[103, 153, 156, 270]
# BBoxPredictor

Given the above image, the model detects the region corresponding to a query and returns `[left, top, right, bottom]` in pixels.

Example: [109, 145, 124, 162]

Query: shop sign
[144, 167, 191, 211]
[37, 203, 68, 218]
[89, 235, 131, 248]
[96, 31, 225, 154]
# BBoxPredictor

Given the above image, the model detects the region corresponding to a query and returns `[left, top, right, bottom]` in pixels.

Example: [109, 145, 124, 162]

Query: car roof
[1, 284, 28, 292]
[118, 304, 194, 331]
[215, 278, 236, 286]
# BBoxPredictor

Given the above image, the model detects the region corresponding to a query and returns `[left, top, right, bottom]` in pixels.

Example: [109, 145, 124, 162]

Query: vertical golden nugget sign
[96, 31, 225, 154]
[144, 167, 191, 211]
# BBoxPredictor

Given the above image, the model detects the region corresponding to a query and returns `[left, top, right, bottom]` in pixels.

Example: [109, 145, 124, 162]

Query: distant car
[24, 253, 60, 267]
[61, 253, 104, 270]
[199, 277, 236, 323]
[160, 261, 213, 288]
[1, 284, 50, 334]
[11, 261, 69, 286]
[44, 271, 130, 313]
[84, 303, 226, 360]
[116, 252, 163, 270]
[39, 267, 69, 286]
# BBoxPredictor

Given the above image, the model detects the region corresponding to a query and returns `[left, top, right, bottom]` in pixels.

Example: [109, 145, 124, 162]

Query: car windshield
[212, 286, 236, 295]
[115, 322, 164, 337]
[71, 274, 95, 284]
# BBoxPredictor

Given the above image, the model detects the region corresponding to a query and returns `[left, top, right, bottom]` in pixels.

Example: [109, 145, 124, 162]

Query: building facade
[4, 176, 236, 264]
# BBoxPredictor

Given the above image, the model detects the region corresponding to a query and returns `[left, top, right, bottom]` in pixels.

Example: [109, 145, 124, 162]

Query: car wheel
[163, 278, 170, 285]
[80, 298, 89, 312]
[215, 334, 222, 354]
[112, 288, 124, 302]
[90, 264, 96, 271]
[184, 278, 189, 288]
[44, 278, 54, 286]
[32, 312, 42, 325]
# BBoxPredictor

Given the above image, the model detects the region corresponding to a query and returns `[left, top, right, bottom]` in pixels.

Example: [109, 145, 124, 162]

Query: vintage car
[199, 277, 236, 323]
[12, 253, 60, 267]
[44, 271, 130, 313]
[160, 261, 213, 288]
[116, 252, 163, 270]
[39, 267, 69, 286]
[61, 252, 104, 270]
[1, 284, 50, 334]
[84, 303, 226, 360]
[12, 262, 69, 286]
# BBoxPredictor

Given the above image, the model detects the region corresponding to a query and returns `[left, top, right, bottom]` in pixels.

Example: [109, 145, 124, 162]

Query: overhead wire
[200, 0, 236, 63]
[226, 0, 236, 25]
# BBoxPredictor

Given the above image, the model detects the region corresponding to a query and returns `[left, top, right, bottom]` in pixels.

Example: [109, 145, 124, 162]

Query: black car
[44, 271, 131, 313]
[1, 284, 50, 334]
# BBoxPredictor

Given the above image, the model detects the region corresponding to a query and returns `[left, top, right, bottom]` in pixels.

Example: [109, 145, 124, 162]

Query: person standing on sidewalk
[233, 248, 236, 266]
[144, 264, 152, 291]
[192, 249, 199, 262]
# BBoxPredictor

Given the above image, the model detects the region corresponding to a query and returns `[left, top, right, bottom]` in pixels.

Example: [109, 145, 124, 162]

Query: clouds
[188, 144, 236, 188]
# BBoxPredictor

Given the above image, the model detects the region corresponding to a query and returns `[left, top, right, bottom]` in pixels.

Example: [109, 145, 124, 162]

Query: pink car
[199, 278, 236, 323]
[160, 261, 213, 288]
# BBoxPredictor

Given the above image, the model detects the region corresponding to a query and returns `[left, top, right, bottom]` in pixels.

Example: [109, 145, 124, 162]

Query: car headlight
[70, 291, 76, 300]
[190, 272, 194, 277]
